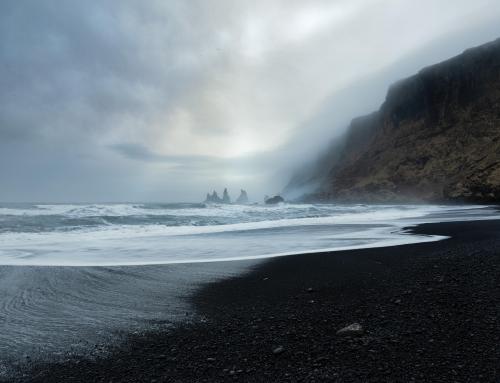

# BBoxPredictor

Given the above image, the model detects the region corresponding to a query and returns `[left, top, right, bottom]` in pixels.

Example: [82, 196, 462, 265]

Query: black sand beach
[16, 219, 500, 382]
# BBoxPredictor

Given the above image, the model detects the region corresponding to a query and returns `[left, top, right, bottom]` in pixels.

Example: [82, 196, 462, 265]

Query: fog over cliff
[1, 0, 500, 202]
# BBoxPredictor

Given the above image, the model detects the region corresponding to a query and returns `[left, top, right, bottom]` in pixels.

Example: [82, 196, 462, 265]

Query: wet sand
[15, 220, 500, 382]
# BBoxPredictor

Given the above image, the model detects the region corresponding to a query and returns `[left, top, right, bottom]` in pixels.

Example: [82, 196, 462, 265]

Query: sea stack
[205, 191, 222, 203]
[222, 188, 231, 204]
[236, 189, 249, 204]
[204, 189, 232, 203]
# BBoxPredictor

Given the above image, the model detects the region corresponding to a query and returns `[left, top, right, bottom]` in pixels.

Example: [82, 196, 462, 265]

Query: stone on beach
[272, 346, 285, 355]
[336, 323, 364, 336]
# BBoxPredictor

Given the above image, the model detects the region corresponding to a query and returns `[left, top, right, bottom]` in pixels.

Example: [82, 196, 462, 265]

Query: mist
[2, 0, 500, 202]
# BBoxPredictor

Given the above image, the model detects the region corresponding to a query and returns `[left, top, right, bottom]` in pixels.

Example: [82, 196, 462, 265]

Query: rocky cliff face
[301, 38, 500, 203]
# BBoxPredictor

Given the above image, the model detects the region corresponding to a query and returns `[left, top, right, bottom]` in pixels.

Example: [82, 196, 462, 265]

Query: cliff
[297, 38, 500, 203]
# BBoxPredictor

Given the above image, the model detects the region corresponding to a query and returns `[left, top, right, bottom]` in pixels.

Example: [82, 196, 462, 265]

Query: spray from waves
[0, 203, 497, 266]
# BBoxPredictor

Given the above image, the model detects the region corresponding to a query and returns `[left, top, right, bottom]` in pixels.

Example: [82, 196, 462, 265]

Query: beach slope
[22, 219, 500, 382]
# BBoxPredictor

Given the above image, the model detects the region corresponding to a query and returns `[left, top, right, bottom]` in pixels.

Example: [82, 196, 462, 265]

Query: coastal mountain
[288, 37, 500, 203]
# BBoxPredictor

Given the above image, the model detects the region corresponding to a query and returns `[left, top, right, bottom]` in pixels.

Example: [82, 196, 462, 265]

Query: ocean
[0, 202, 497, 266]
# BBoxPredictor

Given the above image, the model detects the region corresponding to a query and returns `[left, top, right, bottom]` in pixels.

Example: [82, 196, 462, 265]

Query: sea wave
[0, 203, 497, 266]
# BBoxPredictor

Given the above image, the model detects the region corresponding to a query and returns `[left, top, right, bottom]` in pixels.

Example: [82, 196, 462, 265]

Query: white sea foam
[0, 203, 497, 266]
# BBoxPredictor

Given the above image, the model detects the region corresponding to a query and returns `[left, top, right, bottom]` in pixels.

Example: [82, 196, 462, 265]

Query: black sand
[16, 220, 500, 382]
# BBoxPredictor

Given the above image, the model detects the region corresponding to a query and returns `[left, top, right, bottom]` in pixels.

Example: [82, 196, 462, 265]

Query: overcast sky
[1, 0, 500, 202]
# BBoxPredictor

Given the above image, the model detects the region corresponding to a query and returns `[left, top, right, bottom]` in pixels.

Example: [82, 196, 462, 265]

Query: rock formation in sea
[265, 195, 285, 204]
[205, 191, 222, 203]
[236, 189, 249, 204]
[222, 188, 231, 204]
[286, 37, 500, 203]
[204, 188, 232, 203]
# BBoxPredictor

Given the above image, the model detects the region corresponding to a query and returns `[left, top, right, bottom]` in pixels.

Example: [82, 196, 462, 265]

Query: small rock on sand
[272, 346, 284, 355]
[336, 323, 364, 336]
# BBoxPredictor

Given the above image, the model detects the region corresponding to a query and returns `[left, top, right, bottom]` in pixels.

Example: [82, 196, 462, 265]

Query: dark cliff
[297, 38, 500, 203]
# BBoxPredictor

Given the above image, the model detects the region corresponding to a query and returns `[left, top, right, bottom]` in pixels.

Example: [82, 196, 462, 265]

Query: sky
[1, 0, 500, 202]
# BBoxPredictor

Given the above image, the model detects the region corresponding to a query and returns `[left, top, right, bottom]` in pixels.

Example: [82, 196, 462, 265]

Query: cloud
[1, 0, 500, 201]
[110, 143, 220, 167]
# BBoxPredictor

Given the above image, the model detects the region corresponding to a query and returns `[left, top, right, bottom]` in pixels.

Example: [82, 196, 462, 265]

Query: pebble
[336, 323, 364, 336]
[273, 346, 285, 355]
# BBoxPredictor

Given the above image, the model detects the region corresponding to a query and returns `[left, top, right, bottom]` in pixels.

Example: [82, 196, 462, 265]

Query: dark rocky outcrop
[205, 190, 224, 203]
[206, 191, 222, 203]
[222, 188, 231, 204]
[236, 189, 249, 204]
[204, 188, 232, 204]
[289, 37, 500, 203]
[265, 195, 285, 204]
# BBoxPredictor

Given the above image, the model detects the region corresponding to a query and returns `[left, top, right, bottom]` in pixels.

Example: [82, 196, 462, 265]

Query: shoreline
[15, 219, 500, 382]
